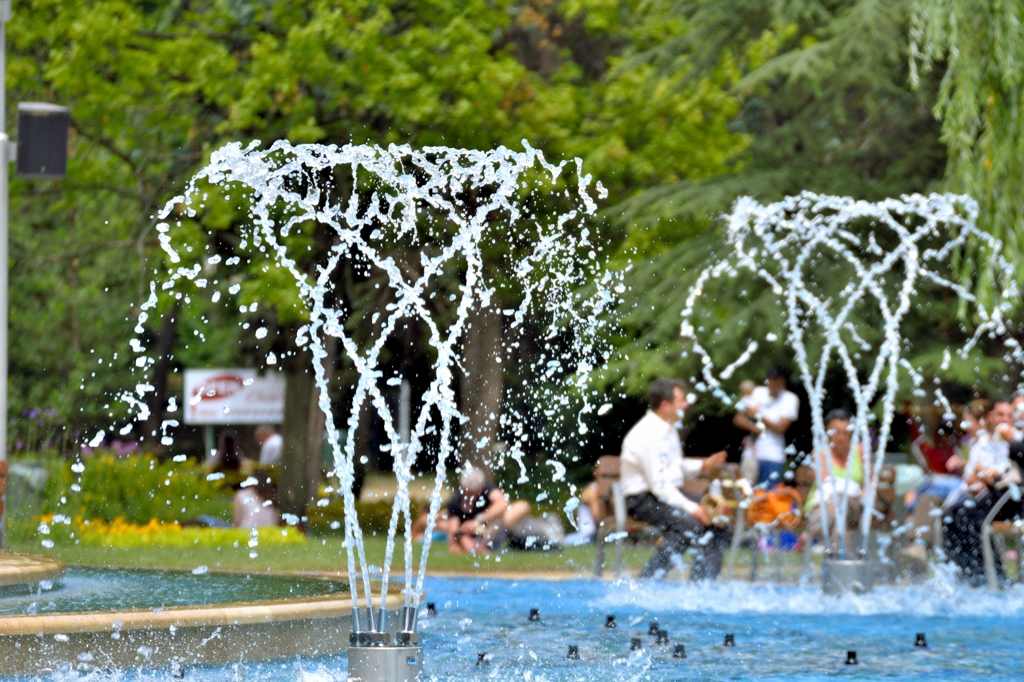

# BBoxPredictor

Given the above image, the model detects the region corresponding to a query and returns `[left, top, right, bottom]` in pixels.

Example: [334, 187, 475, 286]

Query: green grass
[7, 534, 653, 574]
[9, 533, 816, 578]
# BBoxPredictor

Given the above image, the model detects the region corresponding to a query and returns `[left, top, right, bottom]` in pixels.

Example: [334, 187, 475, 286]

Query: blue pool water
[7, 574, 1024, 680]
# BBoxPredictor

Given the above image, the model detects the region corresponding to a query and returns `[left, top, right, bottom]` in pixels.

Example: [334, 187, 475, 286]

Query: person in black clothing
[212, 429, 243, 473]
[442, 467, 530, 554]
[943, 399, 1024, 586]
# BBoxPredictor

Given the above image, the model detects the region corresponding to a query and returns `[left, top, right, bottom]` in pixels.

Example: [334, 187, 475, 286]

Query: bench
[594, 465, 741, 579]
[981, 489, 1024, 589]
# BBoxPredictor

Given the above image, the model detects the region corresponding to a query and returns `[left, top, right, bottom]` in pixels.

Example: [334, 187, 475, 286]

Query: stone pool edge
[0, 550, 66, 588]
[0, 575, 404, 675]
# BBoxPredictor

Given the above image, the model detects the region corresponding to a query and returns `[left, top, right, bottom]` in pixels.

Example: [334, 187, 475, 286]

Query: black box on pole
[16, 102, 69, 179]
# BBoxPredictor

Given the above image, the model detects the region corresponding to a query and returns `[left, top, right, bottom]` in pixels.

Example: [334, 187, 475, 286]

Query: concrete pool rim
[0, 550, 66, 589]
[0, 562, 405, 675]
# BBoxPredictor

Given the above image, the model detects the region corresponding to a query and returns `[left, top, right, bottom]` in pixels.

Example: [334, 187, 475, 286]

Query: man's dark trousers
[943, 486, 1023, 586]
[626, 492, 732, 580]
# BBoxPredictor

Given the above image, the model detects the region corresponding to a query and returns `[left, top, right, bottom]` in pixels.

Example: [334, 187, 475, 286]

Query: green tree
[910, 0, 1024, 292]
[604, 0, 953, 405]
[7, 1, 749, 495]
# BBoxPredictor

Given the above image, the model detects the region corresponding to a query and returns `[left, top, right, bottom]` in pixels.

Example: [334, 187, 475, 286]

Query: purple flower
[115, 441, 140, 456]
[28, 409, 40, 419]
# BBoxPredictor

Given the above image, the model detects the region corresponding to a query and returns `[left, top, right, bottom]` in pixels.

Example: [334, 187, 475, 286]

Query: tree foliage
[605, 0, 955, 407]
[911, 0, 1024, 291]
[7, 0, 748, 456]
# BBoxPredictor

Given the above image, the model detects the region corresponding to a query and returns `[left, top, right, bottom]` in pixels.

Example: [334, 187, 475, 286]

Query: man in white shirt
[256, 425, 284, 466]
[621, 378, 728, 579]
[732, 366, 800, 488]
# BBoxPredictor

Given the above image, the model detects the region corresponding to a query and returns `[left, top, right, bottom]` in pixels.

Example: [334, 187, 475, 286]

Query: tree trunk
[350, 393, 374, 499]
[459, 303, 504, 474]
[278, 349, 315, 517]
[304, 335, 338, 502]
[142, 301, 180, 448]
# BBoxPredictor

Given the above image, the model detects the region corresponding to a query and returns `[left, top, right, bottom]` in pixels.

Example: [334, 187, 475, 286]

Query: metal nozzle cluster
[350, 606, 419, 648]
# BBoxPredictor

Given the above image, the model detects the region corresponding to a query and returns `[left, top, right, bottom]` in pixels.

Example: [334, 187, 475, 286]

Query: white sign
[183, 369, 286, 425]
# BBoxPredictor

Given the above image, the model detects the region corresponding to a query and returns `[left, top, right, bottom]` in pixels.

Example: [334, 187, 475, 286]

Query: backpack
[744, 485, 803, 530]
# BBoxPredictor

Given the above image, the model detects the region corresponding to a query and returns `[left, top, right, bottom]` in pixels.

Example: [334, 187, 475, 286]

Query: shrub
[306, 499, 410, 536]
[43, 453, 232, 524]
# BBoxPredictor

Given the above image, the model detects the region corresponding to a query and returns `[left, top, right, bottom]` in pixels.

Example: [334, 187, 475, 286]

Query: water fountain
[681, 192, 1020, 593]
[116, 140, 616, 680]
[9, 142, 1024, 679]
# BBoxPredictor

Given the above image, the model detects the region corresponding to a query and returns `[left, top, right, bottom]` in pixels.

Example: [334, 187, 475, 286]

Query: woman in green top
[805, 409, 865, 554]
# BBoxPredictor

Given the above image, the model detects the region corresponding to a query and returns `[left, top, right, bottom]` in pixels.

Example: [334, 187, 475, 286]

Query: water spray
[126, 140, 617, 680]
[681, 192, 1020, 590]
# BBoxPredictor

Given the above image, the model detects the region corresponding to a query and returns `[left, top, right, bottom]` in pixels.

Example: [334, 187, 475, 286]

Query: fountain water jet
[119, 139, 617, 678]
[681, 192, 1021, 591]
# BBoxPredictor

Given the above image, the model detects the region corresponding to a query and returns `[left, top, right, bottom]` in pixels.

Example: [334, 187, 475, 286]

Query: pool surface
[4, 573, 1024, 680]
[0, 567, 344, 615]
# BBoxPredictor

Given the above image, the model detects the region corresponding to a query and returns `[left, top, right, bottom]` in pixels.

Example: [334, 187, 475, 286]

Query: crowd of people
[903, 395, 1024, 586]
[191, 375, 1024, 587]
[552, 370, 1024, 586]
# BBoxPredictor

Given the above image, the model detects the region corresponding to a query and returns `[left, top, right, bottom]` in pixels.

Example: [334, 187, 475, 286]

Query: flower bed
[36, 515, 306, 549]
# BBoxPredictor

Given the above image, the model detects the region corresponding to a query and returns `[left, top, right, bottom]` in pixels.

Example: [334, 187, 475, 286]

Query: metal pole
[0, 0, 10, 551]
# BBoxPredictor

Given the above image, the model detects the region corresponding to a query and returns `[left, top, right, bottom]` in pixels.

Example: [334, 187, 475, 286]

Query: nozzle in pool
[673, 644, 687, 659]
[648, 621, 659, 636]
[846, 651, 858, 665]
[724, 633, 735, 647]
[915, 633, 927, 648]
[477, 652, 487, 666]
[528, 608, 541, 621]
[605, 615, 617, 629]
[567, 645, 580, 660]
[630, 638, 642, 651]
[656, 630, 669, 645]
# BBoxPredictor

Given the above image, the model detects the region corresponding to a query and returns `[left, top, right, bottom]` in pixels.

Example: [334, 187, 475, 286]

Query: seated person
[410, 503, 449, 543]
[943, 397, 1023, 585]
[442, 467, 530, 554]
[943, 399, 990, 476]
[621, 378, 729, 580]
[565, 455, 619, 546]
[206, 429, 243, 473]
[899, 411, 963, 569]
[804, 409, 864, 554]
[232, 470, 281, 528]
